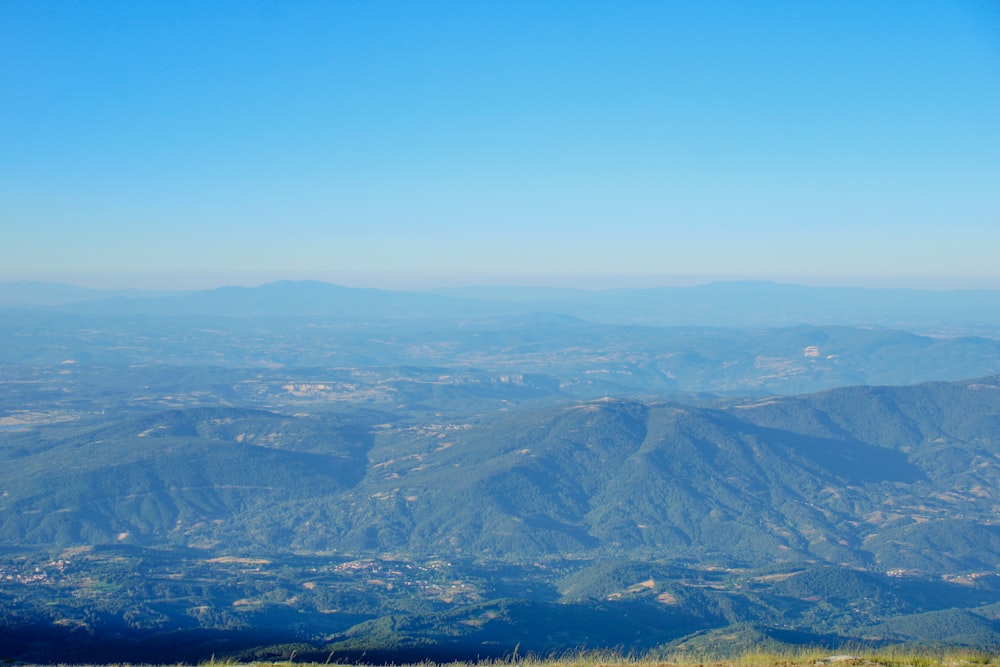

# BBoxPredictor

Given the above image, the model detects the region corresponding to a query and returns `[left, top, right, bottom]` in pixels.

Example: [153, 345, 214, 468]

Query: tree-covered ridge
[2, 376, 1000, 661]
[4, 377, 1000, 563]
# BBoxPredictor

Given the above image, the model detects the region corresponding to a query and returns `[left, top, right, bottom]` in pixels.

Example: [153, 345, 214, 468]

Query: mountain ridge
[4, 374, 1000, 660]
[6, 279, 1000, 329]
[4, 375, 999, 570]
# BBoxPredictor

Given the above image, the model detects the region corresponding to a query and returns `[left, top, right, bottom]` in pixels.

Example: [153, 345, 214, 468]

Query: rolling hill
[4, 376, 999, 569]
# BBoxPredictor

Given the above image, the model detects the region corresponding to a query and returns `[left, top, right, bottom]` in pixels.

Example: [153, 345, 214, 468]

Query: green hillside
[3, 375, 1000, 661]
[8, 379, 998, 565]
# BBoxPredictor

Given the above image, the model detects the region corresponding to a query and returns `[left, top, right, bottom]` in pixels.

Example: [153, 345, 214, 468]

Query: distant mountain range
[5, 279, 1000, 329]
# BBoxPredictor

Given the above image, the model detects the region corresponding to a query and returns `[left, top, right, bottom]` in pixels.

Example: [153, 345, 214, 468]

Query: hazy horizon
[7, 270, 1000, 293]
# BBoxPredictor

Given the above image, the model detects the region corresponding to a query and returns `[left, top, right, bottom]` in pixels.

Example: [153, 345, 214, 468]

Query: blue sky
[2, 1, 999, 289]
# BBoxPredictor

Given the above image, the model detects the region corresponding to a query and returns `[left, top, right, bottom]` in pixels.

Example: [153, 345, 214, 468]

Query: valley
[3, 281, 1000, 662]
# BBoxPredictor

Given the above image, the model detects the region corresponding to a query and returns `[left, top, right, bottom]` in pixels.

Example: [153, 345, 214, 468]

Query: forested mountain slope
[3, 375, 1000, 661]
[4, 376, 999, 572]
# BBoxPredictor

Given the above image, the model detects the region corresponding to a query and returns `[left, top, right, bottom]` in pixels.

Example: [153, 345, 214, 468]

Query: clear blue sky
[2, 1, 999, 289]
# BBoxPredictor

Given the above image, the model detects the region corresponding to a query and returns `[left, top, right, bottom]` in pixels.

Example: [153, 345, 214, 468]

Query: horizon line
[4, 273, 1000, 293]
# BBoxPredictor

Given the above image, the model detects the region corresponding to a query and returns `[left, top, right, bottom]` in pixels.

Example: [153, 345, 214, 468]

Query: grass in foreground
[188, 648, 1000, 667]
[17, 649, 999, 667]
